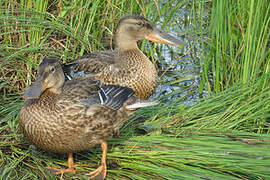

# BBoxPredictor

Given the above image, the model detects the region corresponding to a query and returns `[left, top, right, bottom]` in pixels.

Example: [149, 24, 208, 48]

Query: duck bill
[23, 77, 46, 100]
[146, 27, 185, 47]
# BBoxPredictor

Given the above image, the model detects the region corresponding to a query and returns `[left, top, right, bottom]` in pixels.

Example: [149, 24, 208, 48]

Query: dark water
[149, 3, 206, 105]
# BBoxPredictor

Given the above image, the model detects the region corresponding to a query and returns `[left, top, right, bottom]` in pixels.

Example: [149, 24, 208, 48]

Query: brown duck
[64, 15, 184, 100]
[19, 58, 157, 179]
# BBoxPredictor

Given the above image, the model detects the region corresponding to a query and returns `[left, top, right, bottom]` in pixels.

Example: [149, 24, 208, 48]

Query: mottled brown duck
[19, 58, 157, 179]
[64, 15, 184, 100]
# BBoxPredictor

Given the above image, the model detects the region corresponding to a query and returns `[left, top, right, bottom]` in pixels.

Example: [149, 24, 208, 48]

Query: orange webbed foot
[47, 152, 77, 175]
[86, 163, 107, 180]
[86, 141, 108, 180]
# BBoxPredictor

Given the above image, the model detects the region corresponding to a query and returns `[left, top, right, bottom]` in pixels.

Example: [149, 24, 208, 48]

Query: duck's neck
[48, 87, 63, 95]
[114, 48, 149, 69]
[34, 89, 60, 106]
[114, 31, 139, 51]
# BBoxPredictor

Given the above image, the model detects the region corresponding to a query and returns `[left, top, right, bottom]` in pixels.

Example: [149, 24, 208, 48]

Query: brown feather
[19, 59, 157, 154]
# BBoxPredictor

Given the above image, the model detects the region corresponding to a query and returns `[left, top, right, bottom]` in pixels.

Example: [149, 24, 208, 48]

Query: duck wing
[62, 78, 134, 111]
[63, 51, 115, 80]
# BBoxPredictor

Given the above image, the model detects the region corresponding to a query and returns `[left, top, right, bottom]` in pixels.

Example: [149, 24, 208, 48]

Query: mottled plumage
[19, 58, 158, 179]
[63, 15, 184, 100]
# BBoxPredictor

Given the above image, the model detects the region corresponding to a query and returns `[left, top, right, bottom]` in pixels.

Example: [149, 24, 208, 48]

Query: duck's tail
[126, 99, 159, 110]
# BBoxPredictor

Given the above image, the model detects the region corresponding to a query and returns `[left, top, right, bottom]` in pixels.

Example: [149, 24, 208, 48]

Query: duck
[19, 58, 158, 179]
[64, 15, 184, 100]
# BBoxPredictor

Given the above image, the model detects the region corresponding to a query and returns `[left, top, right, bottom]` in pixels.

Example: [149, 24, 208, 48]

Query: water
[149, 4, 205, 106]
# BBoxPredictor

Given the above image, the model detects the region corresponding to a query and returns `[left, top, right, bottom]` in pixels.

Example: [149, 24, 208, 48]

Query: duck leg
[47, 153, 77, 174]
[86, 141, 107, 180]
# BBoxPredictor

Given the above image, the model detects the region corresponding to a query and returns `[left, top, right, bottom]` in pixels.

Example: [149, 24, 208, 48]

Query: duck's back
[64, 49, 158, 99]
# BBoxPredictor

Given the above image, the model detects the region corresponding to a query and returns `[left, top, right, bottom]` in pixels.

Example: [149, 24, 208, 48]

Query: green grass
[1, 0, 270, 179]
[200, 0, 270, 94]
[1, 116, 270, 179]
[143, 81, 270, 134]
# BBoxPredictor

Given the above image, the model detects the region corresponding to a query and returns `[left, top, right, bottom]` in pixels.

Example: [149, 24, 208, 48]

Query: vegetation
[0, 0, 269, 179]
[200, 0, 270, 94]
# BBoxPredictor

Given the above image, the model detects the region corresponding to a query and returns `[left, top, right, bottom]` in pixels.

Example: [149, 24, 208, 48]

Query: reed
[142, 81, 270, 135]
[200, 0, 270, 94]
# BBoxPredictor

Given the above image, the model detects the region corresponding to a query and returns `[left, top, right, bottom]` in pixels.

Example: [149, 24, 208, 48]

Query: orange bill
[146, 27, 185, 47]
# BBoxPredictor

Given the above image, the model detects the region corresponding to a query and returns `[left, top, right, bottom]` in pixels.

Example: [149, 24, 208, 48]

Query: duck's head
[23, 58, 65, 99]
[114, 15, 185, 50]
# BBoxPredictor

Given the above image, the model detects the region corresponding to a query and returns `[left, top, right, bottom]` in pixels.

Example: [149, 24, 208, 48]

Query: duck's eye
[50, 67, 55, 72]
[137, 22, 143, 27]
